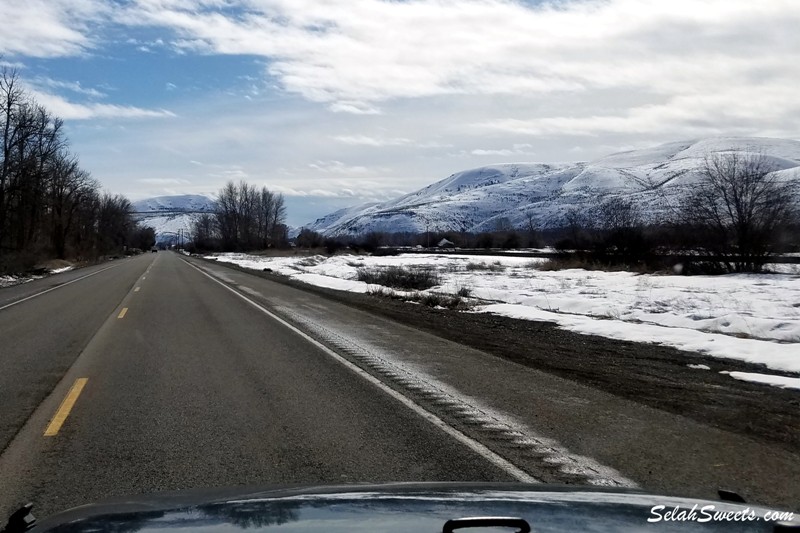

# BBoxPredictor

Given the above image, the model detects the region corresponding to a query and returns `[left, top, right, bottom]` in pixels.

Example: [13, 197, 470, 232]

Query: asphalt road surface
[1, 251, 798, 519]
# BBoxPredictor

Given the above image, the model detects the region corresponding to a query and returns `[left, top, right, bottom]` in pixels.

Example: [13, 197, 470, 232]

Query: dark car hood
[29, 483, 798, 533]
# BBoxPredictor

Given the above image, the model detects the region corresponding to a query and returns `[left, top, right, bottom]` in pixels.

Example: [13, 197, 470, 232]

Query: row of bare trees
[1, 67, 145, 272]
[557, 152, 797, 272]
[192, 180, 287, 252]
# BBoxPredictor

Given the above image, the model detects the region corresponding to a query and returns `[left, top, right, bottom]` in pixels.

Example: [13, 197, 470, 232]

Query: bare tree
[213, 180, 287, 252]
[524, 210, 542, 247]
[684, 152, 796, 272]
[595, 197, 642, 232]
[0, 67, 23, 251]
[191, 213, 217, 251]
[593, 196, 648, 258]
[215, 181, 239, 251]
[49, 155, 96, 258]
[96, 193, 133, 254]
[268, 193, 286, 246]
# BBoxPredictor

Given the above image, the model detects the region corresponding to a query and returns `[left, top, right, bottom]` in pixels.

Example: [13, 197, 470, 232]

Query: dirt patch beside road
[203, 257, 800, 453]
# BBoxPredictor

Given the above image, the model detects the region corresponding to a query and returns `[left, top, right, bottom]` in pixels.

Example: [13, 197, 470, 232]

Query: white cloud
[333, 135, 412, 147]
[30, 91, 176, 120]
[0, 60, 26, 69]
[471, 149, 514, 156]
[137, 178, 191, 185]
[331, 134, 455, 149]
[328, 101, 382, 115]
[119, 0, 800, 132]
[471, 144, 536, 156]
[307, 160, 373, 175]
[0, 0, 107, 58]
[476, 83, 800, 138]
[33, 77, 106, 98]
[270, 184, 376, 199]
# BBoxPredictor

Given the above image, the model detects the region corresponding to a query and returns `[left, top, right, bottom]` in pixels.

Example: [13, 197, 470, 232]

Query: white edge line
[183, 258, 539, 483]
[0, 264, 121, 311]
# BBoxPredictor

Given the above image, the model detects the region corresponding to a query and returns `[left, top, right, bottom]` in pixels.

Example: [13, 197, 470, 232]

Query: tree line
[1, 67, 151, 272]
[554, 153, 798, 272]
[192, 180, 288, 252]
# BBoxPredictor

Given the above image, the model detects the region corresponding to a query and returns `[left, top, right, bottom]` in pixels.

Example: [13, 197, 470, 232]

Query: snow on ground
[206, 252, 800, 385]
[720, 371, 800, 391]
[0, 274, 40, 288]
[0, 265, 74, 288]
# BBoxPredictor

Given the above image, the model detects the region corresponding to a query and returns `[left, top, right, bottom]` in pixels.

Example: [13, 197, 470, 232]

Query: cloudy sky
[2, 0, 799, 225]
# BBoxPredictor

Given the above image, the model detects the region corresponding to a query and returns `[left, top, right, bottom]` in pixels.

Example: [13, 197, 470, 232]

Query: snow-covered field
[206, 252, 800, 390]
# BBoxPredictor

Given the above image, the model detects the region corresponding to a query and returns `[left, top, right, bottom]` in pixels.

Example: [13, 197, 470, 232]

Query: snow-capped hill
[589, 140, 697, 168]
[392, 164, 552, 206]
[133, 194, 216, 213]
[305, 137, 800, 236]
[133, 194, 216, 245]
[309, 202, 381, 233]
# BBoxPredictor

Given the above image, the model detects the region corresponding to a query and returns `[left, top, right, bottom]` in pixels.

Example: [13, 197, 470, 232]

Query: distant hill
[132, 194, 216, 214]
[133, 194, 216, 245]
[305, 137, 800, 236]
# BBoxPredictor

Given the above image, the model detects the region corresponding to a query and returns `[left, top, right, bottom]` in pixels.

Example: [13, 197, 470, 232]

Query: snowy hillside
[133, 194, 216, 245]
[306, 137, 800, 236]
[132, 194, 216, 213]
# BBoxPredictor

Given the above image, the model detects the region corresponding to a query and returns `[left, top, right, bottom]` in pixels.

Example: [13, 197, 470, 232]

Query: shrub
[366, 283, 473, 310]
[356, 265, 440, 290]
[367, 286, 395, 298]
[456, 285, 473, 298]
[465, 261, 505, 272]
[411, 292, 470, 310]
[297, 257, 321, 267]
[323, 238, 345, 255]
[536, 255, 662, 273]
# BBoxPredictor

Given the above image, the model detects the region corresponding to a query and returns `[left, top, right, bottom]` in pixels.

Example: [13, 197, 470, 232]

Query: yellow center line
[44, 378, 88, 437]
[118, 307, 128, 319]
[134, 287, 140, 292]
[142, 276, 146, 280]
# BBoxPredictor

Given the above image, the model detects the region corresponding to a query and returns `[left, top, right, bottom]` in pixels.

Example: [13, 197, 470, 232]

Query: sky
[2, 0, 799, 226]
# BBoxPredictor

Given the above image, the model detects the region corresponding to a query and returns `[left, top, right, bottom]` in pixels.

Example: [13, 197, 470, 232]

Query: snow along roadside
[204, 253, 800, 388]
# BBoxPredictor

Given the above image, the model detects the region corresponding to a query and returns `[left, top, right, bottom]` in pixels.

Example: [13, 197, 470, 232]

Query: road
[1, 251, 798, 518]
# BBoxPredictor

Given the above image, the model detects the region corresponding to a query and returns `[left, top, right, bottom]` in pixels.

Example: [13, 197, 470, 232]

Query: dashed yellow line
[44, 378, 88, 437]
[118, 307, 128, 319]
[134, 287, 140, 292]
[142, 276, 146, 280]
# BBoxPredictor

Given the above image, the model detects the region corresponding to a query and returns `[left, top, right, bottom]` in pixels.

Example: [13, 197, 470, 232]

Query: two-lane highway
[0, 252, 510, 517]
[2, 251, 799, 519]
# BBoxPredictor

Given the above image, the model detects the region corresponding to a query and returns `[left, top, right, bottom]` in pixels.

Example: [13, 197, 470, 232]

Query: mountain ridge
[132, 194, 216, 245]
[132, 194, 216, 213]
[305, 137, 800, 236]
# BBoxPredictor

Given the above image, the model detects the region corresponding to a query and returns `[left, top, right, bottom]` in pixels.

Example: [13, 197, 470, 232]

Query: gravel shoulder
[200, 256, 800, 453]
